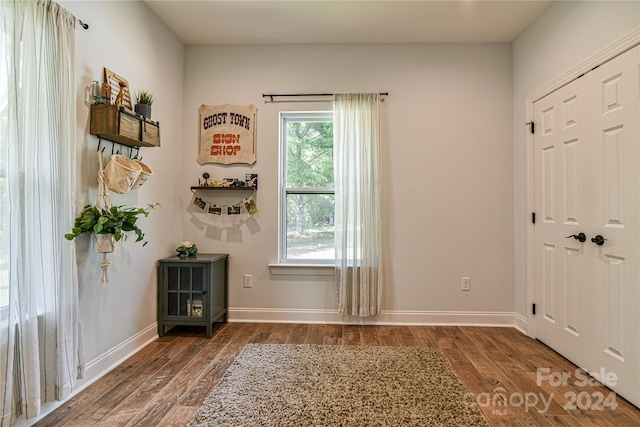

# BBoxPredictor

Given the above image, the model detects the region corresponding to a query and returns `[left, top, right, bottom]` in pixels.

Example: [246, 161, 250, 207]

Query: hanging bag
[104, 154, 142, 194]
[130, 159, 153, 190]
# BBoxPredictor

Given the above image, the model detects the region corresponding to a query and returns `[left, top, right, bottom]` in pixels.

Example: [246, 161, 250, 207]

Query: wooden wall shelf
[190, 186, 255, 191]
[90, 104, 160, 148]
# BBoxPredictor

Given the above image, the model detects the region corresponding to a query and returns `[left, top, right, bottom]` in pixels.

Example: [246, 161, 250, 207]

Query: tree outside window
[280, 112, 334, 262]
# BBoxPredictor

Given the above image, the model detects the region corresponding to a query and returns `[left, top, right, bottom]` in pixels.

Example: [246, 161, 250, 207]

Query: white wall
[512, 1, 640, 318]
[58, 0, 184, 374]
[183, 44, 514, 322]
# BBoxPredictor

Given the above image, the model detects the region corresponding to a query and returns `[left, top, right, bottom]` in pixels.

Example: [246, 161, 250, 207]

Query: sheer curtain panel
[0, 1, 81, 424]
[333, 93, 383, 317]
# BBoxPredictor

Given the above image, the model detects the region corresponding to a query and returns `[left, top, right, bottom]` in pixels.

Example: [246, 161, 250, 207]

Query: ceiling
[142, 0, 555, 45]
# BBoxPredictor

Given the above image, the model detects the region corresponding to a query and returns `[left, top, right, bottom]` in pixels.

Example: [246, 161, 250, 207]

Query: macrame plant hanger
[96, 151, 114, 283]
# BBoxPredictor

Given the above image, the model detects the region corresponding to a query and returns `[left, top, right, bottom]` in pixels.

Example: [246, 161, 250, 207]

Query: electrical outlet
[461, 277, 470, 291]
[243, 274, 252, 288]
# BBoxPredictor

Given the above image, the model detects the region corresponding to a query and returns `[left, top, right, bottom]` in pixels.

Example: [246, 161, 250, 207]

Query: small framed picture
[244, 197, 258, 215]
[245, 174, 258, 189]
[192, 195, 206, 210]
[227, 205, 241, 215]
[208, 205, 222, 215]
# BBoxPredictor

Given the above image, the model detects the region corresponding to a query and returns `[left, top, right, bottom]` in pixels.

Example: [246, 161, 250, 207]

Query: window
[279, 112, 334, 263]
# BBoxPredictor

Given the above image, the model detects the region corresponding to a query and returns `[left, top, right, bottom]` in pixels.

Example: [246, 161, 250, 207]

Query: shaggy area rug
[189, 344, 489, 427]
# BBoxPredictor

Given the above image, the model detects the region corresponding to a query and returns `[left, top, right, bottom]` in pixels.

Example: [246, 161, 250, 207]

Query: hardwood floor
[35, 323, 640, 426]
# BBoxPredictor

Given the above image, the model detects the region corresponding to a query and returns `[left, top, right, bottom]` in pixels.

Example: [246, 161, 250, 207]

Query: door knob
[565, 233, 586, 242]
[591, 235, 607, 246]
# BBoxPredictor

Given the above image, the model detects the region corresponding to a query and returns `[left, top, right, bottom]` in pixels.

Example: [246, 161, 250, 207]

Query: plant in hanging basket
[64, 203, 160, 246]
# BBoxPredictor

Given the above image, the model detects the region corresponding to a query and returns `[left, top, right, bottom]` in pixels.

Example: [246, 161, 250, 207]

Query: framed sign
[103, 68, 132, 110]
[198, 104, 257, 165]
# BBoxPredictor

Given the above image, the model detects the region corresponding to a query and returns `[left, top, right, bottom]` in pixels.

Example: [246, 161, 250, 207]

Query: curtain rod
[262, 92, 388, 103]
[78, 20, 89, 30]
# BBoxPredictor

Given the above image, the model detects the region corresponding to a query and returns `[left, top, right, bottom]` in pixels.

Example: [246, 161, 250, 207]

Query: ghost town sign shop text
[198, 104, 257, 165]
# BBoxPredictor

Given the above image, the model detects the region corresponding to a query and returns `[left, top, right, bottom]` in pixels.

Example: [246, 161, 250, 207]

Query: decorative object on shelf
[64, 152, 159, 283]
[114, 81, 128, 109]
[245, 174, 258, 189]
[176, 241, 198, 257]
[199, 172, 211, 187]
[192, 174, 257, 190]
[103, 67, 132, 109]
[89, 80, 108, 104]
[101, 82, 111, 101]
[198, 104, 257, 165]
[134, 89, 154, 119]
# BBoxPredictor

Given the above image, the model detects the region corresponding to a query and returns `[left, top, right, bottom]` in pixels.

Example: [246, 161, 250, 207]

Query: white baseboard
[513, 313, 528, 336]
[229, 307, 524, 327]
[82, 322, 159, 380]
[21, 323, 159, 426]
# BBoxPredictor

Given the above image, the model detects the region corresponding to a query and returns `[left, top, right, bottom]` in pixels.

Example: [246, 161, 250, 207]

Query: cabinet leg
[158, 323, 164, 337]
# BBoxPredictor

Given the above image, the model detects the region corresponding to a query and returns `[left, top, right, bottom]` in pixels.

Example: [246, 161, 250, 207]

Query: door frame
[524, 27, 640, 339]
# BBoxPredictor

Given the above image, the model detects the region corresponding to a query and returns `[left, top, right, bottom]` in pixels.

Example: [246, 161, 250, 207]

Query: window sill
[268, 263, 335, 276]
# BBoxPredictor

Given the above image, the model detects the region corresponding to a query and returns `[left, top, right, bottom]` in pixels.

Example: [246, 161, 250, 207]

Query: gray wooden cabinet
[157, 254, 228, 338]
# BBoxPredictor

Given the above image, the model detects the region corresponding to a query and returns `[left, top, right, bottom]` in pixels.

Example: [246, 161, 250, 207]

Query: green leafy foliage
[64, 203, 159, 246]
[135, 90, 154, 106]
[286, 120, 334, 236]
[286, 121, 333, 188]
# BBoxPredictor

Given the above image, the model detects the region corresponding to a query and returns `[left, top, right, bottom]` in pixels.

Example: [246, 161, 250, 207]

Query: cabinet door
[164, 264, 207, 320]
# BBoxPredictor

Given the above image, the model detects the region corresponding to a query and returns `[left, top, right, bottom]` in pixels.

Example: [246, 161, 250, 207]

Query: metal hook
[97, 138, 102, 152]
[111, 141, 115, 155]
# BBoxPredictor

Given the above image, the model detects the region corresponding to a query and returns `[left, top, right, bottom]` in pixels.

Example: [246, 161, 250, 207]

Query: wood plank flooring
[34, 323, 640, 426]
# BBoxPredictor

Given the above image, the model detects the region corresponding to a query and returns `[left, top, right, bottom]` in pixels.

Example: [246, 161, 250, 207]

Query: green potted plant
[134, 89, 154, 119]
[65, 203, 159, 248]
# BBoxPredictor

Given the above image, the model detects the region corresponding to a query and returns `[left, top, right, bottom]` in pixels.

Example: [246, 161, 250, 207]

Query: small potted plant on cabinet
[134, 89, 154, 119]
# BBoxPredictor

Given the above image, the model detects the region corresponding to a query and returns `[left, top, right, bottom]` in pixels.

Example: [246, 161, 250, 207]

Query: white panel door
[533, 45, 640, 407]
[533, 73, 591, 369]
[587, 45, 640, 406]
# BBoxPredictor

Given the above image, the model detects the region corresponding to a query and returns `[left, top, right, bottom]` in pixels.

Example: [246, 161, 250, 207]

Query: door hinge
[526, 121, 535, 134]
[531, 212, 536, 224]
[532, 303, 536, 315]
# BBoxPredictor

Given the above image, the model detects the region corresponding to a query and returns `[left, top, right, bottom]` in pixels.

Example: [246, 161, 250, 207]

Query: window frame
[278, 111, 334, 265]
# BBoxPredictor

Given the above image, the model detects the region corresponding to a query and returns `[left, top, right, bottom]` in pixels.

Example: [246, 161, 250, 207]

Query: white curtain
[333, 93, 382, 317]
[0, 0, 82, 424]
